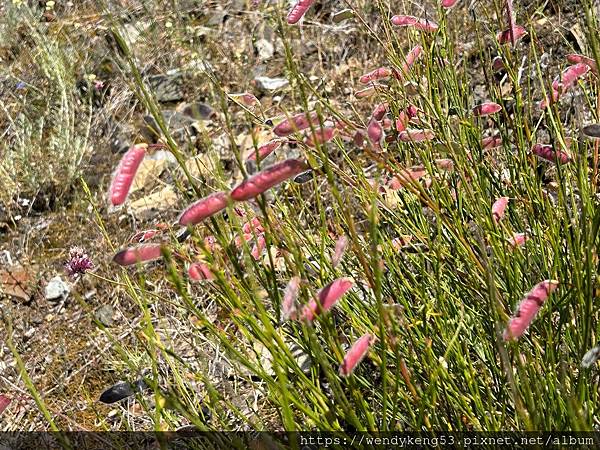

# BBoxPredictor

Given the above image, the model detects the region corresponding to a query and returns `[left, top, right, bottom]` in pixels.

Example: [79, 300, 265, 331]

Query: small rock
[95, 304, 115, 327]
[254, 76, 289, 93]
[254, 39, 274, 61]
[45, 276, 70, 301]
[583, 124, 600, 138]
[99, 381, 135, 404]
[147, 71, 184, 103]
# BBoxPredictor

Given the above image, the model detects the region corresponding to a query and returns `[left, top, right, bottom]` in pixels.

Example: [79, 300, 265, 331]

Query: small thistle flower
[65, 246, 94, 278]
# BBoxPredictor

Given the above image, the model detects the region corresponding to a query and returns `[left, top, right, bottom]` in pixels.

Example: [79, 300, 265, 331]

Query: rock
[254, 76, 289, 93]
[254, 39, 274, 61]
[44, 276, 70, 301]
[140, 111, 199, 145]
[180, 102, 216, 121]
[99, 381, 135, 404]
[95, 304, 115, 327]
[147, 70, 184, 103]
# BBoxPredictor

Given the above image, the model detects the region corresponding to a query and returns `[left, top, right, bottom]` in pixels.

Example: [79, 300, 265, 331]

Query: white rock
[255, 39, 275, 61]
[254, 76, 289, 92]
[45, 276, 70, 301]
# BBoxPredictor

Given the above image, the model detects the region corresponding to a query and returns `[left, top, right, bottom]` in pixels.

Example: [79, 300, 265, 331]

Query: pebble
[95, 304, 115, 327]
[44, 276, 70, 301]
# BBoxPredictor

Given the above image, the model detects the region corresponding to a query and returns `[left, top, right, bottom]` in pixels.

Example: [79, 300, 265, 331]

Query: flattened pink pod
[371, 103, 388, 121]
[305, 127, 337, 147]
[230, 159, 308, 201]
[396, 112, 409, 132]
[273, 112, 318, 136]
[492, 196, 509, 223]
[482, 135, 503, 149]
[242, 217, 264, 234]
[503, 280, 559, 340]
[109, 144, 147, 207]
[230, 92, 260, 107]
[531, 144, 570, 164]
[301, 277, 354, 322]
[435, 158, 454, 171]
[247, 140, 282, 161]
[355, 85, 377, 98]
[566, 54, 598, 75]
[188, 262, 215, 281]
[282, 276, 301, 321]
[367, 119, 385, 151]
[129, 229, 160, 243]
[287, 0, 315, 24]
[332, 235, 349, 268]
[398, 129, 435, 142]
[389, 166, 427, 189]
[113, 244, 163, 266]
[400, 45, 423, 75]
[359, 67, 392, 84]
[178, 191, 229, 226]
[442, 0, 458, 7]
[554, 63, 590, 93]
[508, 232, 529, 248]
[251, 234, 266, 260]
[473, 102, 502, 117]
[496, 25, 527, 44]
[0, 395, 11, 415]
[492, 56, 505, 72]
[339, 333, 375, 376]
[391, 15, 439, 32]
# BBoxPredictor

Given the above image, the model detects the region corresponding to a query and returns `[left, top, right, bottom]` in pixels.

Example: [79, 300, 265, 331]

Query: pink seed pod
[367, 119, 385, 151]
[109, 144, 147, 207]
[230, 159, 308, 201]
[507, 232, 529, 248]
[398, 129, 435, 142]
[359, 67, 392, 84]
[371, 103, 388, 121]
[332, 235, 349, 268]
[282, 276, 301, 321]
[492, 196, 509, 223]
[113, 244, 163, 266]
[247, 140, 282, 161]
[0, 395, 10, 415]
[301, 277, 354, 322]
[353, 129, 366, 148]
[496, 25, 527, 44]
[472, 102, 502, 117]
[503, 280, 559, 340]
[391, 15, 439, 32]
[287, 0, 315, 24]
[435, 158, 454, 171]
[482, 135, 503, 149]
[339, 333, 375, 377]
[178, 191, 229, 226]
[129, 229, 160, 243]
[305, 127, 337, 147]
[395, 112, 409, 132]
[355, 85, 377, 99]
[553, 63, 590, 94]
[188, 262, 215, 281]
[531, 144, 571, 164]
[273, 112, 319, 136]
[442, 0, 458, 8]
[389, 166, 427, 189]
[229, 92, 260, 107]
[242, 217, 264, 234]
[566, 54, 598, 75]
[234, 232, 254, 248]
[399, 45, 423, 75]
[251, 234, 266, 260]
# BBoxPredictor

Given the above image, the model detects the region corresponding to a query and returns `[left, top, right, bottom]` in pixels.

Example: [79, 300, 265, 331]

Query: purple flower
[65, 246, 94, 278]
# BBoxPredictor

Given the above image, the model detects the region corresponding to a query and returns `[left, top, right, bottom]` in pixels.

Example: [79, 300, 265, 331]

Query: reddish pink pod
[301, 277, 354, 322]
[339, 333, 375, 377]
[508, 232, 529, 248]
[188, 262, 215, 281]
[399, 45, 423, 75]
[251, 234, 266, 260]
[473, 102, 502, 117]
[503, 280, 559, 340]
[371, 103, 388, 121]
[242, 217, 264, 234]
[496, 25, 527, 44]
[129, 229, 160, 244]
[398, 129, 435, 142]
[109, 144, 146, 207]
[178, 191, 229, 226]
[247, 140, 282, 161]
[287, 0, 315, 24]
[566, 54, 598, 75]
[553, 63, 590, 93]
[442, 0, 458, 7]
[359, 67, 392, 84]
[367, 119, 385, 151]
[391, 15, 439, 32]
[531, 144, 570, 164]
[355, 85, 377, 99]
[282, 276, 301, 321]
[396, 112, 409, 132]
[492, 196, 509, 223]
[389, 166, 427, 189]
[230, 159, 308, 201]
[0, 395, 11, 415]
[305, 127, 337, 147]
[113, 244, 163, 266]
[492, 56, 505, 72]
[482, 135, 503, 149]
[332, 235, 349, 268]
[273, 112, 319, 136]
